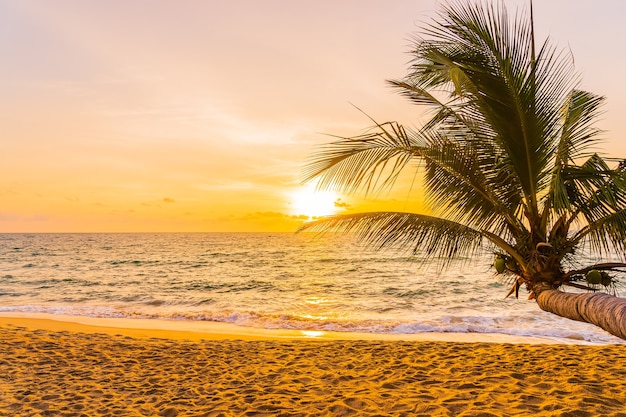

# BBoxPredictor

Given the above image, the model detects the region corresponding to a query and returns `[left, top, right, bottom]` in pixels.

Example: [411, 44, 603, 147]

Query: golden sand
[1, 318, 626, 416]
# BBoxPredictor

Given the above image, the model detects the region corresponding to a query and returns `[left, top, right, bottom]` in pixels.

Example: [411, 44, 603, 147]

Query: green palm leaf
[302, 119, 420, 196]
[298, 212, 483, 265]
[548, 90, 606, 213]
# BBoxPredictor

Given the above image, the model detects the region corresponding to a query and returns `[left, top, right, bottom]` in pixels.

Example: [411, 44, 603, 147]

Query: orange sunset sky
[2, 0, 626, 232]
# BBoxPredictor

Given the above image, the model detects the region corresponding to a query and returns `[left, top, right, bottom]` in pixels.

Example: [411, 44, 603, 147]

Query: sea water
[0, 233, 623, 344]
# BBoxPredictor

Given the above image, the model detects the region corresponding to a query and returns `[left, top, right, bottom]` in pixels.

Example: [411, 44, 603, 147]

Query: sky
[1, 0, 625, 232]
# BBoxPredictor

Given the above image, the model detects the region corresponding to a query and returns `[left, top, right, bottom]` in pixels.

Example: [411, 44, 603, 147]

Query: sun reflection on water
[301, 330, 325, 338]
[304, 296, 329, 305]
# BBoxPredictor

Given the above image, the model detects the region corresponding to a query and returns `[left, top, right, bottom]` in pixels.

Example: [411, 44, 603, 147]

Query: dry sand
[1, 318, 626, 417]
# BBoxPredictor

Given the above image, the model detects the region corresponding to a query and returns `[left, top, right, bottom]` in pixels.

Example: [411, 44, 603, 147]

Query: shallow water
[0, 233, 623, 344]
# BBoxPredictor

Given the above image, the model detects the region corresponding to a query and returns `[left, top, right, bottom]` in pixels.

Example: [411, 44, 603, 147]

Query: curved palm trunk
[536, 288, 626, 340]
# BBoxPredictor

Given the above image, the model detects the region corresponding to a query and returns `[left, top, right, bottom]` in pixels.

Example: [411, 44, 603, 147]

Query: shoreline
[0, 312, 596, 344]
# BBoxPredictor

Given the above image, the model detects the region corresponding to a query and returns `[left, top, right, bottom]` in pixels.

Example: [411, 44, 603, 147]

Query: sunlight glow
[289, 183, 341, 219]
[301, 330, 325, 338]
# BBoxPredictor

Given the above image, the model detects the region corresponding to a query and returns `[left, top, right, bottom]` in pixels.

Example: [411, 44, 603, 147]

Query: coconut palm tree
[300, 1, 626, 340]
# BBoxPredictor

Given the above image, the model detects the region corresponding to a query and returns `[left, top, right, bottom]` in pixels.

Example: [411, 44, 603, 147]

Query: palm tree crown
[300, 1, 626, 303]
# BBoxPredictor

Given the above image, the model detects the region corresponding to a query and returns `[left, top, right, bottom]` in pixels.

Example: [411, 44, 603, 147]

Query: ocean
[0, 233, 623, 344]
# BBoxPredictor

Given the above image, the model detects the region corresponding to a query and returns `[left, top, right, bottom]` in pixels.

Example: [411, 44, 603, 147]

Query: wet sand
[1, 317, 626, 416]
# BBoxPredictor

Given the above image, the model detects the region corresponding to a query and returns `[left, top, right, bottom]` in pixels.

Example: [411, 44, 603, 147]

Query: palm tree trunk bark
[536, 287, 626, 341]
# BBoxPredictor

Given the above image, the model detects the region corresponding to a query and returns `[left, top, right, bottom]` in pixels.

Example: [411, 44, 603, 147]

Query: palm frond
[386, 79, 463, 132]
[298, 211, 484, 266]
[572, 208, 626, 257]
[407, 0, 579, 217]
[566, 155, 626, 221]
[418, 133, 524, 236]
[560, 155, 626, 256]
[560, 91, 605, 161]
[301, 120, 421, 196]
[547, 90, 605, 213]
[304, 115, 528, 239]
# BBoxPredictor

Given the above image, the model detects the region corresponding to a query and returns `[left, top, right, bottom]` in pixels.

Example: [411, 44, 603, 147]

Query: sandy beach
[1, 317, 625, 416]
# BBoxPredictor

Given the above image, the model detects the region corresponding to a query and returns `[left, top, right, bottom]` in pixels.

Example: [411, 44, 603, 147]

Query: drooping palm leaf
[547, 90, 606, 213]
[302, 119, 421, 197]
[298, 212, 484, 266]
[419, 134, 521, 236]
[305, 117, 527, 241]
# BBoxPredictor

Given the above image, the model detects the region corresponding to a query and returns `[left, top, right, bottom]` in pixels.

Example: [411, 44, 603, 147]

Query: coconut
[586, 269, 602, 285]
[601, 271, 612, 287]
[506, 259, 519, 272]
[494, 257, 506, 274]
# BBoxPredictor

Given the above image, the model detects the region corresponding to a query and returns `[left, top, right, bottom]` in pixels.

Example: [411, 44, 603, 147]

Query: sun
[289, 184, 341, 219]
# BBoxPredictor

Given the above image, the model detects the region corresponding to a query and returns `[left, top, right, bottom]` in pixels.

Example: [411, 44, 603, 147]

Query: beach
[1, 317, 626, 417]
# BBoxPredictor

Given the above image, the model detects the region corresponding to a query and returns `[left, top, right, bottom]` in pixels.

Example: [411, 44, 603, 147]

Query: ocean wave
[3, 233, 624, 347]
[0, 304, 622, 345]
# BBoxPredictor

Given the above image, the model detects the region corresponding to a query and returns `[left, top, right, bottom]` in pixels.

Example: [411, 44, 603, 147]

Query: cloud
[163, 197, 176, 203]
[334, 198, 351, 209]
[0, 212, 48, 222]
[225, 211, 310, 222]
[290, 214, 310, 220]
[245, 211, 286, 220]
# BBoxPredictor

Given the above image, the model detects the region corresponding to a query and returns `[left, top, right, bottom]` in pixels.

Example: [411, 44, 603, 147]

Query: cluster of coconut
[494, 256, 613, 288]
[493, 255, 518, 274]
[585, 269, 613, 287]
